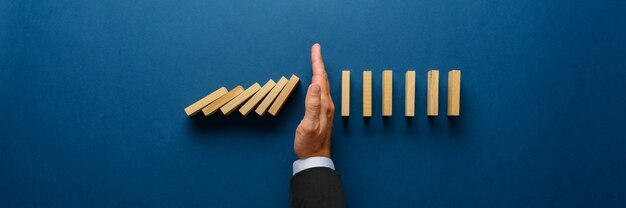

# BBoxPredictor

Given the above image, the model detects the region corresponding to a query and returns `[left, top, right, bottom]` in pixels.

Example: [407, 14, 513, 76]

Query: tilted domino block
[220, 83, 261, 115]
[256, 76, 289, 116]
[184, 87, 228, 116]
[239, 79, 276, 116]
[268, 74, 300, 116]
[202, 86, 244, 116]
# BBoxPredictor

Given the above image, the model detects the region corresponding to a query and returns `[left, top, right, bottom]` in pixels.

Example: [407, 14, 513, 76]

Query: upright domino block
[268, 75, 300, 116]
[382, 70, 393, 116]
[427, 70, 439, 116]
[405, 71, 416, 117]
[202, 86, 244, 116]
[342, 70, 350, 117]
[239, 79, 276, 116]
[256, 76, 289, 116]
[447, 70, 461, 116]
[363, 71, 372, 117]
[184, 87, 228, 116]
[220, 83, 261, 115]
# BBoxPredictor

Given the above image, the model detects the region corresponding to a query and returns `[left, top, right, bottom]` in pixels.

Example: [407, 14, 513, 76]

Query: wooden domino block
[447, 70, 461, 116]
[202, 86, 244, 116]
[405, 70, 416, 117]
[184, 87, 228, 116]
[239, 79, 276, 116]
[382, 70, 392, 116]
[427, 70, 439, 116]
[220, 83, 261, 115]
[341, 70, 350, 117]
[255, 77, 289, 116]
[363, 71, 372, 117]
[268, 74, 300, 116]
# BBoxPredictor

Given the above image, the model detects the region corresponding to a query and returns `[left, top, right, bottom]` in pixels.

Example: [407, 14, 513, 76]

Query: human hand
[294, 43, 335, 159]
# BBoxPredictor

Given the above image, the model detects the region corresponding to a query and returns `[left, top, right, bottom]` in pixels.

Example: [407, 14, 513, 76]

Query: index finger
[311, 43, 326, 77]
[311, 43, 330, 94]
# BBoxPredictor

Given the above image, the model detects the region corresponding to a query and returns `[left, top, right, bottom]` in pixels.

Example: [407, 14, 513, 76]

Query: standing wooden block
[202, 86, 244, 116]
[382, 70, 393, 116]
[427, 70, 439, 116]
[184, 87, 228, 116]
[341, 70, 350, 117]
[363, 71, 372, 117]
[239, 79, 276, 116]
[268, 74, 300, 116]
[220, 83, 262, 115]
[255, 77, 289, 116]
[447, 70, 461, 116]
[405, 70, 416, 117]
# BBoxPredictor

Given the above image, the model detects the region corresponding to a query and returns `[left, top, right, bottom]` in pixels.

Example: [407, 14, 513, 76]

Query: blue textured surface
[2, 0, 626, 207]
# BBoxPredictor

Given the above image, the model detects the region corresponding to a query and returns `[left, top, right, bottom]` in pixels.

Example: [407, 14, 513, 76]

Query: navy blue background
[2, 0, 626, 207]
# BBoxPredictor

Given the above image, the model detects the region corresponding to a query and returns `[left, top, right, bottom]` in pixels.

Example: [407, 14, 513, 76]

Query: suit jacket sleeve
[290, 167, 346, 208]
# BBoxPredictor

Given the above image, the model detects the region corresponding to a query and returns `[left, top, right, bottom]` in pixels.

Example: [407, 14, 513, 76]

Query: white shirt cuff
[292, 156, 335, 176]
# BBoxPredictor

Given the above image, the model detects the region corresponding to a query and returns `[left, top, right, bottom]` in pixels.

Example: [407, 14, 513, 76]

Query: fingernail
[310, 84, 320, 94]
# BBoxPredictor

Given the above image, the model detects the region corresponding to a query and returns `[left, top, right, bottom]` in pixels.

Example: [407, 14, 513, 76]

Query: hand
[294, 43, 335, 159]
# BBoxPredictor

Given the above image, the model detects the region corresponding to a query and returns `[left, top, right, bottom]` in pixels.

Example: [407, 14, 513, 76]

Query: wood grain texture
[341, 70, 350, 117]
[363, 71, 372, 117]
[405, 70, 416, 117]
[239, 79, 276, 116]
[268, 74, 300, 116]
[202, 86, 244, 116]
[447, 70, 461, 116]
[427, 70, 439, 116]
[184, 87, 228, 116]
[255, 76, 289, 116]
[220, 83, 261, 115]
[382, 70, 393, 116]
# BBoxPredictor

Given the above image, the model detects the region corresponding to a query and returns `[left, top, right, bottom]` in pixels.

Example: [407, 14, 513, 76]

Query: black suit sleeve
[290, 167, 345, 208]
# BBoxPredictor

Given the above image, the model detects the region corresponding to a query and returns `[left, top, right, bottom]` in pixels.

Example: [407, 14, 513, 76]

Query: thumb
[304, 84, 321, 123]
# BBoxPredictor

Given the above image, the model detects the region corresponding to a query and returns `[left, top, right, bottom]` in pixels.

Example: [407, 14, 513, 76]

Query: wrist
[296, 150, 330, 159]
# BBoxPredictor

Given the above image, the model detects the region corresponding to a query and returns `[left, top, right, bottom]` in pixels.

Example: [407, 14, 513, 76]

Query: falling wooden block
[202, 86, 244, 116]
[448, 70, 461, 116]
[363, 71, 372, 117]
[341, 70, 350, 117]
[382, 70, 393, 116]
[239, 79, 276, 116]
[268, 74, 300, 116]
[405, 70, 416, 117]
[184, 87, 228, 116]
[427, 70, 439, 116]
[256, 77, 289, 116]
[220, 83, 261, 115]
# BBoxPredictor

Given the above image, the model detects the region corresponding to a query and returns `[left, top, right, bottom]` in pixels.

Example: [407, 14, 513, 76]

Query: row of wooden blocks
[184, 75, 300, 117]
[342, 70, 461, 117]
